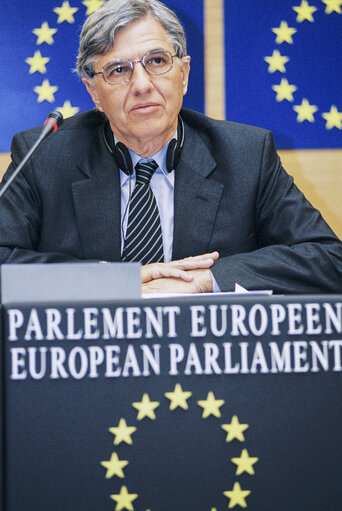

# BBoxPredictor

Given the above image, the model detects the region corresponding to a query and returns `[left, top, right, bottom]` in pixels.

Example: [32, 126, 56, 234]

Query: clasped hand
[141, 251, 219, 294]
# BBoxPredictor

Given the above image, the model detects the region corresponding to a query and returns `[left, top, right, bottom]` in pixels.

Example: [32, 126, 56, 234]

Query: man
[0, 0, 341, 293]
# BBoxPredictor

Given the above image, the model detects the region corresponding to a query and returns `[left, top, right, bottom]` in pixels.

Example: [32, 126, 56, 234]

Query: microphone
[0, 110, 64, 199]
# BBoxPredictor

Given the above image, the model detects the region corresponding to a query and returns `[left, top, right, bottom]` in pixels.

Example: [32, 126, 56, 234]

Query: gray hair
[76, 0, 187, 78]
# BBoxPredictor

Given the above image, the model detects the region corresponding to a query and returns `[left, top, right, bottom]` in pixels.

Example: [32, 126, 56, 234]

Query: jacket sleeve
[211, 131, 342, 294]
[0, 133, 85, 264]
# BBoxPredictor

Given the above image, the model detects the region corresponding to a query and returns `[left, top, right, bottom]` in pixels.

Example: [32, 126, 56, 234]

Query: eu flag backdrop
[0, 0, 204, 152]
[224, 0, 342, 149]
[0, 0, 341, 152]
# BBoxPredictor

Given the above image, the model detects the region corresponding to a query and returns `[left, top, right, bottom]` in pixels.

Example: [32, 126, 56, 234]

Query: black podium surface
[1, 294, 342, 511]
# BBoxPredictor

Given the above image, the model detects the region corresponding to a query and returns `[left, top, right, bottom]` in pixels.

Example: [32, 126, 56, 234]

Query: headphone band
[103, 115, 185, 175]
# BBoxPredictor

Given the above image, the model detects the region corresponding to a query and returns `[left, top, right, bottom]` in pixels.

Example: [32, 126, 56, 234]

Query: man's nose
[130, 61, 153, 94]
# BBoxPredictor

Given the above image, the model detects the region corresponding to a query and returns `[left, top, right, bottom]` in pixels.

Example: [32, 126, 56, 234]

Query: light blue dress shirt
[118, 135, 175, 262]
[116, 134, 220, 291]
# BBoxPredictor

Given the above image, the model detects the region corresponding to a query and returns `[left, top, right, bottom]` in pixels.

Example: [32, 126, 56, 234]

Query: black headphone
[102, 115, 185, 175]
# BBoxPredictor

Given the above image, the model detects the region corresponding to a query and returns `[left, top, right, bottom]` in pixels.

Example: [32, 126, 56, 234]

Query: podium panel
[2, 295, 342, 511]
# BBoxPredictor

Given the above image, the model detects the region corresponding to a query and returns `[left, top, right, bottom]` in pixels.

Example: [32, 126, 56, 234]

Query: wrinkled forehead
[107, 15, 175, 59]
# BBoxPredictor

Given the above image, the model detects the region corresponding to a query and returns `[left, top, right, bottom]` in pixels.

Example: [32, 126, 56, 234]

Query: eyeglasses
[92, 49, 179, 85]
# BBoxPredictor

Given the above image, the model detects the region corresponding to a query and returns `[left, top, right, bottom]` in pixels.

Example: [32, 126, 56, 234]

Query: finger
[149, 267, 194, 281]
[170, 251, 219, 268]
[141, 266, 194, 283]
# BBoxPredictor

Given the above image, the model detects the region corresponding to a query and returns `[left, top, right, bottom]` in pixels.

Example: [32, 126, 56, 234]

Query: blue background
[0, 0, 341, 151]
[0, 0, 204, 152]
[224, 0, 342, 148]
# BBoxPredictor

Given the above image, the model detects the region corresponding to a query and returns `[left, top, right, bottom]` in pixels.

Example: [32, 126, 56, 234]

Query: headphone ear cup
[165, 115, 185, 172]
[166, 139, 177, 173]
[114, 142, 134, 176]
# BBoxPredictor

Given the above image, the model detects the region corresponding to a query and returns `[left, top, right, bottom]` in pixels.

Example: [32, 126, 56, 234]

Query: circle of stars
[264, 0, 342, 130]
[26, 1, 105, 119]
[100, 384, 259, 510]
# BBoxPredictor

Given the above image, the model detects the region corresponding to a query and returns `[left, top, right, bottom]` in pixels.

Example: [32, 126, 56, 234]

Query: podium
[1, 265, 342, 510]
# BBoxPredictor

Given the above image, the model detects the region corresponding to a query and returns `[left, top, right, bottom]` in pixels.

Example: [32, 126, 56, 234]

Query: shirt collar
[114, 132, 177, 184]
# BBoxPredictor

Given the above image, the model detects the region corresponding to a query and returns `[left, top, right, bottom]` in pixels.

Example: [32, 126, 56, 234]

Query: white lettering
[293, 341, 309, 372]
[50, 347, 69, 379]
[24, 309, 44, 341]
[89, 346, 105, 378]
[250, 342, 269, 373]
[324, 303, 342, 334]
[126, 308, 142, 338]
[141, 344, 161, 376]
[190, 305, 207, 337]
[329, 340, 342, 371]
[287, 304, 304, 335]
[122, 345, 141, 376]
[184, 343, 203, 375]
[144, 307, 163, 338]
[102, 308, 124, 339]
[203, 343, 222, 374]
[310, 341, 329, 372]
[269, 342, 292, 373]
[66, 308, 83, 340]
[231, 305, 248, 336]
[104, 345, 121, 377]
[68, 347, 88, 379]
[305, 304, 322, 335]
[270, 304, 286, 335]
[8, 309, 24, 341]
[249, 304, 268, 336]
[83, 308, 100, 339]
[28, 347, 47, 379]
[168, 344, 184, 375]
[209, 305, 228, 337]
[223, 342, 240, 373]
[46, 309, 64, 340]
[10, 348, 27, 379]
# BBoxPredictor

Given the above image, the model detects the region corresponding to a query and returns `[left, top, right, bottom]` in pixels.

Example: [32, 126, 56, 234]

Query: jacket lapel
[172, 124, 224, 259]
[71, 127, 122, 261]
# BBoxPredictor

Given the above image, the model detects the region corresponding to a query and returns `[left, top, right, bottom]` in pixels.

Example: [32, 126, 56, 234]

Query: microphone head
[46, 110, 64, 130]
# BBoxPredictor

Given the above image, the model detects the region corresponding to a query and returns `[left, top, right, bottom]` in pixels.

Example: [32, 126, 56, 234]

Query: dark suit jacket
[1, 108, 341, 293]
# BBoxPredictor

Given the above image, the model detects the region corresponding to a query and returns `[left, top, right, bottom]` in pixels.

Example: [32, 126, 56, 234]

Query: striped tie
[122, 160, 164, 264]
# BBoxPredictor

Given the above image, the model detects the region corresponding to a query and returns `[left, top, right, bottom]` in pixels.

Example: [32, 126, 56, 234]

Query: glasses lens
[143, 50, 172, 75]
[103, 61, 132, 84]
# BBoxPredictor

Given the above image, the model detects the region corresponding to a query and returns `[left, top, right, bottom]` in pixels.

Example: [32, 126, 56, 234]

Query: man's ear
[82, 78, 103, 111]
[181, 57, 191, 96]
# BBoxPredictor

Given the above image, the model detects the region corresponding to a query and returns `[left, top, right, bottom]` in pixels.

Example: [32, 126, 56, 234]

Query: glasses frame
[92, 49, 179, 85]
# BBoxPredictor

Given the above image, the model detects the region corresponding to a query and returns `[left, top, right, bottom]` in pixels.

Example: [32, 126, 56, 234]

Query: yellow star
[109, 418, 137, 445]
[34, 79, 58, 103]
[32, 22, 57, 45]
[293, 98, 318, 122]
[101, 452, 128, 479]
[110, 486, 138, 511]
[272, 20, 297, 44]
[25, 51, 50, 74]
[223, 482, 251, 509]
[322, 0, 342, 13]
[54, 1, 78, 23]
[221, 415, 249, 442]
[264, 50, 289, 73]
[82, 0, 105, 15]
[165, 383, 192, 410]
[293, 0, 318, 22]
[272, 78, 297, 102]
[197, 391, 225, 418]
[322, 105, 342, 129]
[57, 100, 80, 119]
[132, 393, 160, 420]
[231, 448, 259, 475]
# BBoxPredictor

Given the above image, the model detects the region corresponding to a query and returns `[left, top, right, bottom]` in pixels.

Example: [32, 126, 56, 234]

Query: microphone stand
[0, 111, 63, 200]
